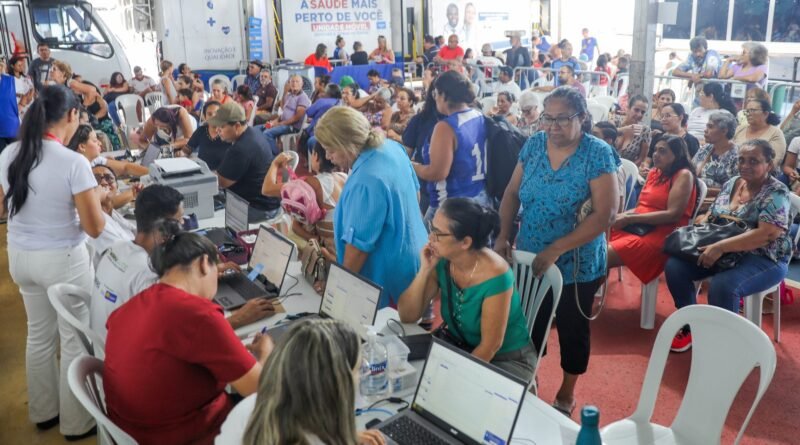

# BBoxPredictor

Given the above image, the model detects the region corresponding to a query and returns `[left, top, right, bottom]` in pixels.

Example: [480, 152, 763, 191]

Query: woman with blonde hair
[217, 319, 385, 445]
[159, 59, 178, 104]
[315, 106, 427, 309]
[368, 35, 395, 64]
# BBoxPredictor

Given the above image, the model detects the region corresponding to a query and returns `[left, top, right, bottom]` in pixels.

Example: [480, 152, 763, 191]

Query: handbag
[300, 238, 328, 292]
[662, 214, 749, 271]
[622, 223, 655, 236]
[432, 261, 471, 351]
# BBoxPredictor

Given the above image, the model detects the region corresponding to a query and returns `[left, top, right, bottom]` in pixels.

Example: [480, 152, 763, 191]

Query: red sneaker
[670, 330, 692, 352]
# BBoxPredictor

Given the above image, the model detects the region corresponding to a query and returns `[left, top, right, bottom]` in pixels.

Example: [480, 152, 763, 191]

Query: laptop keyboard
[223, 273, 267, 299]
[379, 416, 450, 445]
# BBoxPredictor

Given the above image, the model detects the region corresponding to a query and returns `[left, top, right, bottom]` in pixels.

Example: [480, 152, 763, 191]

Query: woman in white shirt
[8, 55, 33, 115]
[686, 82, 737, 144]
[216, 319, 385, 445]
[0, 85, 105, 439]
[87, 165, 136, 265]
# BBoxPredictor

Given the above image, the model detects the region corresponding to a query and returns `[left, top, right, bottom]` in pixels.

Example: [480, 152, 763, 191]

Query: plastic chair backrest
[231, 74, 247, 90]
[479, 96, 496, 115]
[629, 305, 775, 445]
[47, 283, 105, 359]
[692, 179, 708, 221]
[619, 158, 640, 208]
[68, 355, 138, 445]
[587, 102, 608, 123]
[247, 95, 259, 127]
[114, 94, 145, 131]
[144, 92, 167, 114]
[511, 250, 563, 383]
[530, 91, 549, 112]
[208, 74, 232, 94]
[790, 193, 800, 249]
[592, 95, 617, 112]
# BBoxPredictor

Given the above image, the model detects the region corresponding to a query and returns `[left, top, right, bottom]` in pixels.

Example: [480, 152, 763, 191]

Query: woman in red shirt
[103, 223, 274, 445]
[304, 44, 333, 72]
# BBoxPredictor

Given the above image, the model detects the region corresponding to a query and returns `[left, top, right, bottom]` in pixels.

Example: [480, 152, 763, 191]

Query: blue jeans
[665, 254, 788, 313]
[263, 125, 297, 156]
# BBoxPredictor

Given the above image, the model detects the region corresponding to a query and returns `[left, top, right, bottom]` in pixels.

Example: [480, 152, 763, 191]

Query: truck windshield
[31, 3, 112, 58]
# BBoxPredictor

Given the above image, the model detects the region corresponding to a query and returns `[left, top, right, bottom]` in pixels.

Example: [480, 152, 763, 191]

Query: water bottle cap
[581, 405, 599, 426]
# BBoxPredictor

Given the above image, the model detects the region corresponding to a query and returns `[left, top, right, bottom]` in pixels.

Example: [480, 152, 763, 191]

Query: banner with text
[281, 0, 392, 62]
[429, 0, 538, 53]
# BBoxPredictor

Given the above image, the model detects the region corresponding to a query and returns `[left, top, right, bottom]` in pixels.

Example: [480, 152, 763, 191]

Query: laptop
[214, 225, 295, 310]
[140, 143, 162, 167]
[201, 190, 249, 247]
[265, 262, 382, 341]
[374, 338, 528, 445]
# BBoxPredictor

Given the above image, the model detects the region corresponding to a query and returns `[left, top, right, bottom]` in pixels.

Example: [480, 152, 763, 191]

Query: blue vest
[423, 108, 486, 208]
[0, 75, 19, 138]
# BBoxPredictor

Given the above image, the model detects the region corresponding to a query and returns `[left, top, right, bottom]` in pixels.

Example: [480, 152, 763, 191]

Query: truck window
[3, 4, 30, 57]
[662, 0, 692, 39]
[31, 4, 112, 58]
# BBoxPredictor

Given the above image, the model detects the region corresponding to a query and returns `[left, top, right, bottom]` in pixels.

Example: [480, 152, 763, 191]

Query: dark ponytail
[4, 85, 79, 217]
[149, 219, 219, 277]
[749, 98, 780, 126]
[440, 197, 500, 250]
[702, 82, 737, 116]
[67, 124, 94, 152]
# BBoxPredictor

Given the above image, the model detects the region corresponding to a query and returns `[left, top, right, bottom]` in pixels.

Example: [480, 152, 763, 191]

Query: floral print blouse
[710, 176, 793, 262]
[612, 114, 652, 162]
[692, 143, 739, 189]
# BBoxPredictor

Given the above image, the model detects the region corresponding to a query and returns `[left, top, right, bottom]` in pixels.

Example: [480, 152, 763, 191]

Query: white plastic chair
[208, 74, 232, 95]
[47, 283, 105, 359]
[114, 94, 145, 133]
[231, 74, 247, 91]
[479, 96, 496, 115]
[247, 95, 259, 127]
[619, 159, 640, 210]
[511, 250, 563, 391]
[144, 92, 167, 115]
[587, 101, 609, 123]
[601, 305, 776, 445]
[68, 355, 138, 445]
[529, 91, 550, 112]
[592, 95, 617, 112]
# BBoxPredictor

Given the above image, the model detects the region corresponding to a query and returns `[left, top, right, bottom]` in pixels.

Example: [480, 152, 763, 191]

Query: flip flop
[552, 398, 576, 418]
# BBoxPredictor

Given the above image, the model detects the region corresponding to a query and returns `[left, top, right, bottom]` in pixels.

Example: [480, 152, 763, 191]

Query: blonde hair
[243, 319, 361, 445]
[314, 106, 384, 159]
[160, 60, 173, 75]
[52, 60, 72, 82]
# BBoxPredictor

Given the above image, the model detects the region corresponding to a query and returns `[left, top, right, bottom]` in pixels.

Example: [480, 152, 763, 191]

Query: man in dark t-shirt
[208, 102, 280, 219]
[29, 43, 55, 92]
[185, 101, 230, 170]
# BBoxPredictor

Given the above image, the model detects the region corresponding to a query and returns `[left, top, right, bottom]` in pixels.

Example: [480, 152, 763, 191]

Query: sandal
[552, 398, 576, 418]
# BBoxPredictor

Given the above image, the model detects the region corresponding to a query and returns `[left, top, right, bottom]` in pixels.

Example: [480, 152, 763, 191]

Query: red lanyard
[43, 132, 62, 145]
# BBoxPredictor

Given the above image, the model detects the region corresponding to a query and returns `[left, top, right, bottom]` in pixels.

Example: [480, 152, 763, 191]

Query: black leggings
[530, 277, 604, 375]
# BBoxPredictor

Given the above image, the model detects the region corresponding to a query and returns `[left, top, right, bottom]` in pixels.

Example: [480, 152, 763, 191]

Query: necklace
[451, 256, 480, 299]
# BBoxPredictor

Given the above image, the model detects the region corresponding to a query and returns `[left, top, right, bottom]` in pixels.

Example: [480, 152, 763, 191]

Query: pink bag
[780, 281, 795, 306]
[280, 180, 326, 224]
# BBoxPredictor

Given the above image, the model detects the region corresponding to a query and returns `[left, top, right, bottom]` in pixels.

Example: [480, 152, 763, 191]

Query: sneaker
[670, 330, 692, 353]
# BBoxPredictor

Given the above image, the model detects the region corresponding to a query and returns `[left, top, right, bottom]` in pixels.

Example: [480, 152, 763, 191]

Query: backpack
[280, 180, 326, 225]
[484, 115, 528, 203]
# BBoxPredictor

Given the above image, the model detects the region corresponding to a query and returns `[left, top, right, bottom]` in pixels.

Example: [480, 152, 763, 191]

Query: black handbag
[622, 223, 655, 236]
[432, 262, 471, 351]
[663, 215, 749, 270]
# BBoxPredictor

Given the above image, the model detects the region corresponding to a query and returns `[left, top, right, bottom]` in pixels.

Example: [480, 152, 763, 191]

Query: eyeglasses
[539, 111, 581, 128]
[521, 107, 534, 114]
[737, 157, 766, 166]
[660, 113, 677, 119]
[743, 109, 764, 116]
[428, 231, 453, 242]
[94, 173, 115, 184]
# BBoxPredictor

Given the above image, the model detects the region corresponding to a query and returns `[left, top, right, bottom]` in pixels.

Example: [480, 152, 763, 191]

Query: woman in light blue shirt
[315, 106, 428, 308]
[495, 87, 620, 417]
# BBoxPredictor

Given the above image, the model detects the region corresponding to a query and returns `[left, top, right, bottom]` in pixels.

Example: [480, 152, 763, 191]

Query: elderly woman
[608, 135, 697, 284]
[692, 111, 739, 201]
[665, 140, 792, 352]
[399, 198, 537, 382]
[613, 94, 652, 166]
[516, 90, 541, 137]
[314, 106, 427, 309]
[719, 42, 769, 90]
[734, 98, 786, 171]
[361, 87, 393, 131]
[387, 87, 417, 143]
[495, 87, 620, 416]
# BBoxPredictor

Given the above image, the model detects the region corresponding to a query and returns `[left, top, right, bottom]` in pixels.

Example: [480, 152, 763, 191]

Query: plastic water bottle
[360, 331, 388, 399]
[575, 405, 602, 445]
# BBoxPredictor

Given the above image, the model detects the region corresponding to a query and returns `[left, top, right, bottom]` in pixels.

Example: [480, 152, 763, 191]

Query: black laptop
[201, 190, 249, 247]
[214, 225, 295, 310]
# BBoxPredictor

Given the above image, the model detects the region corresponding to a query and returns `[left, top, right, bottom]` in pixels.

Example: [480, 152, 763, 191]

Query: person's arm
[260, 93, 276, 112]
[494, 162, 524, 260]
[261, 152, 292, 197]
[783, 152, 799, 180]
[292, 220, 316, 242]
[671, 63, 692, 79]
[398, 246, 441, 323]
[533, 85, 556, 92]
[718, 59, 735, 79]
[472, 287, 513, 362]
[138, 118, 156, 148]
[380, 106, 392, 131]
[532, 172, 618, 276]
[277, 105, 307, 127]
[69, 81, 98, 98]
[698, 221, 786, 268]
[781, 100, 800, 130]
[343, 243, 369, 273]
[227, 298, 275, 329]
[614, 169, 693, 228]
[94, 97, 108, 119]
[733, 66, 767, 83]
[384, 50, 395, 63]
[171, 109, 194, 149]
[106, 158, 149, 177]
[349, 91, 377, 109]
[74, 188, 106, 238]
[413, 121, 454, 181]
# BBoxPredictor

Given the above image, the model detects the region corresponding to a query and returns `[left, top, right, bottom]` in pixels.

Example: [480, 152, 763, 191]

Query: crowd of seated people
[4, 31, 800, 445]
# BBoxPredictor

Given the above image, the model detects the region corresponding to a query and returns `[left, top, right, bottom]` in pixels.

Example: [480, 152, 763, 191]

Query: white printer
[148, 158, 218, 219]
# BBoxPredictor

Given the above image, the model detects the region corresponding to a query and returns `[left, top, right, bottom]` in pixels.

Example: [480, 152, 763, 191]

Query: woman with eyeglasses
[387, 87, 418, 143]
[642, 103, 699, 177]
[664, 139, 791, 353]
[650, 88, 675, 130]
[692, 111, 739, 203]
[0, 85, 105, 440]
[516, 91, 540, 137]
[734, 98, 786, 171]
[86, 164, 137, 265]
[495, 86, 620, 417]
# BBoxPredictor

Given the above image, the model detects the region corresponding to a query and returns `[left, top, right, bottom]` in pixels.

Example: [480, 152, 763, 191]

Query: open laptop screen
[319, 263, 381, 337]
[140, 144, 161, 167]
[225, 191, 249, 234]
[412, 340, 527, 445]
[249, 226, 294, 291]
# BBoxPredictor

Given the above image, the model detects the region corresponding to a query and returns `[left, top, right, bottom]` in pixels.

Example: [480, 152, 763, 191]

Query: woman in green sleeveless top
[398, 198, 537, 382]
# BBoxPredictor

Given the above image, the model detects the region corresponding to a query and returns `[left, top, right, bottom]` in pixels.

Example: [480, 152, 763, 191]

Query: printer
[148, 158, 218, 219]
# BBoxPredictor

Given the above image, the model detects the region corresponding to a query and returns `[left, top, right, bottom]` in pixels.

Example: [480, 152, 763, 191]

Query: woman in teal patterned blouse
[398, 197, 536, 382]
[665, 139, 792, 352]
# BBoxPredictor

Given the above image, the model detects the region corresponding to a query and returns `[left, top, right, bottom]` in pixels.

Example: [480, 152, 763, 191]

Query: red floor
[531, 268, 798, 444]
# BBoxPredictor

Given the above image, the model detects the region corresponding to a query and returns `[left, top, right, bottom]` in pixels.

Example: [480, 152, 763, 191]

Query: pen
[261, 326, 267, 334]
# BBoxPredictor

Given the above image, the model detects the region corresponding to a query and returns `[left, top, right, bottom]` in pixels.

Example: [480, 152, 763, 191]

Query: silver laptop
[214, 225, 295, 310]
[266, 262, 382, 341]
[140, 143, 162, 167]
[202, 190, 249, 247]
[374, 338, 528, 445]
